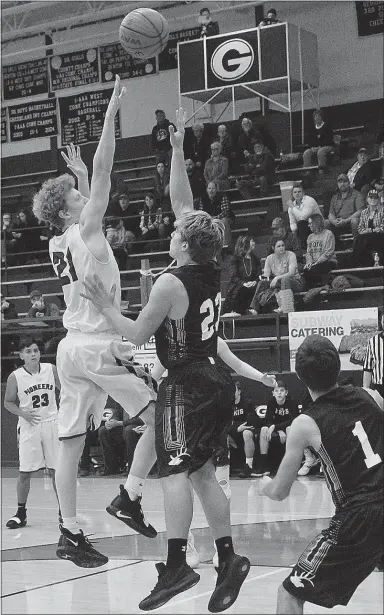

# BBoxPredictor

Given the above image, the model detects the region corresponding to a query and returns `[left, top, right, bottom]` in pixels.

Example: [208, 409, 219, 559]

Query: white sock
[62, 517, 79, 532]
[246, 457, 253, 468]
[125, 475, 145, 501]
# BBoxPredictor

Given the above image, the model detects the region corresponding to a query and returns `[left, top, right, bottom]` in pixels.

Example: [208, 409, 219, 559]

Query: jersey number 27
[200, 293, 221, 341]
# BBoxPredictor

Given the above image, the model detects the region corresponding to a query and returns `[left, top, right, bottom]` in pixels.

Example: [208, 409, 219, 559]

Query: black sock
[215, 536, 234, 565]
[17, 503, 26, 518]
[166, 538, 187, 568]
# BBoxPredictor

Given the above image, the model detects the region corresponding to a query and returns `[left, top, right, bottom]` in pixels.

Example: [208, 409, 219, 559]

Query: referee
[363, 308, 384, 398]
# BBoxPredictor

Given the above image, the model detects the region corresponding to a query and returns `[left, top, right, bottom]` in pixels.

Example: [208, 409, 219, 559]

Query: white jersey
[49, 223, 121, 333]
[14, 363, 58, 428]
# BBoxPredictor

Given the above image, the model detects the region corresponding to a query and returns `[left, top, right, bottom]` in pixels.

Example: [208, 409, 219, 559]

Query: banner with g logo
[206, 31, 259, 89]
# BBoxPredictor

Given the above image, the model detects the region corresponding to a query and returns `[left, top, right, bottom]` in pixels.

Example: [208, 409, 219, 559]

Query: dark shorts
[228, 424, 260, 448]
[155, 359, 234, 478]
[283, 500, 383, 608]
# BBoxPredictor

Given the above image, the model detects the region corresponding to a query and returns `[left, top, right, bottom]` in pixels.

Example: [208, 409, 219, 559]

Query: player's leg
[42, 418, 61, 520]
[6, 471, 31, 529]
[277, 584, 304, 614]
[255, 425, 271, 476]
[239, 429, 255, 478]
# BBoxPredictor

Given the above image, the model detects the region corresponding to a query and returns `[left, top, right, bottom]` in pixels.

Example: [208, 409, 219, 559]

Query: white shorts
[18, 418, 59, 472]
[56, 332, 157, 440]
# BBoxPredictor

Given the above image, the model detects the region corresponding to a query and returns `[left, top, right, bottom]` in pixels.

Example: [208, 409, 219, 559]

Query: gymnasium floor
[1, 469, 382, 614]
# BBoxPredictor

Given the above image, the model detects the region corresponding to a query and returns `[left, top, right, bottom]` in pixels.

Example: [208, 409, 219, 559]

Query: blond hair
[176, 211, 224, 263]
[32, 174, 75, 229]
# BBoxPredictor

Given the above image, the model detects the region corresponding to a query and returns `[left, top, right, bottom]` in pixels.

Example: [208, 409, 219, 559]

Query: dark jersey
[303, 385, 383, 510]
[155, 262, 221, 370]
[265, 394, 299, 431]
[232, 394, 254, 425]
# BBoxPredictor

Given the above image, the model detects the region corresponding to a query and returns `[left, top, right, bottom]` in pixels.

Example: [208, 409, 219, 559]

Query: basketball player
[256, 335, 383, 614]
[81, 108, 255, 611]
[32, 76, 158, 569]
[4, 337, 61, 529]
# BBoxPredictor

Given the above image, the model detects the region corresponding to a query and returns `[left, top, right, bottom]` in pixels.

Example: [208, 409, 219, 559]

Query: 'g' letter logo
[211, 39, 254, 82]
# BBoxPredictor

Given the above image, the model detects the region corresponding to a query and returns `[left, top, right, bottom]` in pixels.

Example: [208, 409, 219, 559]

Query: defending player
[32, 76, 158, 569]
[4, 337, 61, 529]
[256, 335, 383, 613]
[81, 109, 255, 612]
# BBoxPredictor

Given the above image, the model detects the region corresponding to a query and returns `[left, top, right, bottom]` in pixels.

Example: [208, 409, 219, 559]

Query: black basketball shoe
[106, 485, 157, 538]
[56, 526, 108, 568]
[208, 553, 250, 613]
[139, 562, 200, 611]
[6, 511, 27, 529]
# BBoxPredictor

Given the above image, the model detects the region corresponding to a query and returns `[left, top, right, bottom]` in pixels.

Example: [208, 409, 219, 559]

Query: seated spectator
[236, 140, 276, 198]
[1, 289, 18, 321]
[204, 141, 230, 191]
[303, 214, 337, 288]
[151, 109, 175, 166]
[268, 217, 304, 268]
[185, 158, 206, 204]
[346, 148, 375, 197]
[216, 124, 235, 171]
[13, 209, 44, 265]
[256, 123, 277, 157]
[249, 237, 304, 315]
[227, 381, 263, 478]
[138, 193, 172, 252]
[184, 122, 211, 169]
[98, 406, 146, 475]
[27, 289, 61, 320]
[105, 219, 134, 269]
[235, 117, 259, 171]
[259, 7, 282, 26]
[325, 173, 365, 240]
[303, 109, 334, 174]
[110, 193, 140, 240]
[198, 6, 219, 37]
[352, 189, 384, 267]
[197, 180, 235, 250]
[222, 235, 261, 316]
[287, 182, 321, 249]
[255, 380, 299, 476]
[373, 176, 384, 206]
[154, 161, 170, 208]
[2, 212, 18, 266]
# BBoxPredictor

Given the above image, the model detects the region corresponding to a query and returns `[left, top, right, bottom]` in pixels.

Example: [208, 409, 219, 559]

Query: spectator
[138, 193, 171, 252]
[154, 161, 170, 209]
[105, 219, 133, 269]
[373, 176, 384, 206]
[302, 109, 334, 174]
[216, 124, 235, 171]
[352, 189, 384, 267]
[13, 209, 44, 264]
[287, 182, 321, 249]
[235, 117, 259, 171]
[363, 308, 384, 399]
[98, 406, 146, 475]
[346, 148, 375, 197]
[256, 123, 277, 157]
[2, 212, 17, 265]
[325, 174, 365, 240]
[227, 381, 264, 478]
[236, 140, 276, 198]
[303, 214, 337, 288]
[26, 289, 61, 320]
[198, 6, 219, 37]
[150, 109, 175, 166]
[204, 141, 230, 191]
[259, 7, 282, 26]
[372, 142, 384, 185]
[184, 122, 211, 168]
[185, 158, 206, 204]
[222, 235, 261, 316]
[1, 289, 19, 358]
[249, 237, 304, 315]
[110, 193, 140, 240]
[197, 180, 235, 250]
[255, 380, 298, 476]
[1, 289, 18, 320]
[268, 217, 304, 268]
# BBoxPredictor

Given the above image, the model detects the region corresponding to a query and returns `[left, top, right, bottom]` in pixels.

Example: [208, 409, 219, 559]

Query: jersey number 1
[52, 248, 78, 286]
[200, 293, 221, 341]
[352, 421, 382, 468]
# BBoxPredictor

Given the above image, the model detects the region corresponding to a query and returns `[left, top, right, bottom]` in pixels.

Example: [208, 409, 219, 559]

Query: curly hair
[176, 210, 224, 263]
[233, 235, 254, 258]
[32, 174, 75, 229]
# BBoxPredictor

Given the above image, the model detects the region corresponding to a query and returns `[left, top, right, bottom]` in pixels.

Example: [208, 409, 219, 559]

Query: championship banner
[288, 308, 379, 371]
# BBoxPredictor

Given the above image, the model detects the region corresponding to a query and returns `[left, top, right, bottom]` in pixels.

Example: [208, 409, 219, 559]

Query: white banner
[132, 336, 157, 374]
[288, 308, 379, 371]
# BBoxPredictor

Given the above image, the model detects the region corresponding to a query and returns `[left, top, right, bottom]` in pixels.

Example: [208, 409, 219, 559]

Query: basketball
[119, 8, 169, 59]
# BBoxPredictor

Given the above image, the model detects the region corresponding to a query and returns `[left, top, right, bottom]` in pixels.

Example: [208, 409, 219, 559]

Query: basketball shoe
[186, 530, 200, 568]
[56, 526, 108, 568]
[106, 484, 157, 538]
[208, 553, 250, 613]
[6, 511, 27, 529]
[139, 562, 200, 611]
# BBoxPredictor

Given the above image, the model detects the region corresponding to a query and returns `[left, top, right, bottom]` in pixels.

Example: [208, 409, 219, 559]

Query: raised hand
[261, 373, 277, 388]
[169, 107, 188, 149]
[81, 277, 116, 312]
[61, 143, 88, 177]
[106, 74, 126, 119]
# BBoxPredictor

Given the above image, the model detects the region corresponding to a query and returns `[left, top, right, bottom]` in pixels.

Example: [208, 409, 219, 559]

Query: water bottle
[373, 252, 380, 267]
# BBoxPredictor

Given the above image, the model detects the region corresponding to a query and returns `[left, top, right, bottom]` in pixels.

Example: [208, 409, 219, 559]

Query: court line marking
[1, 559, 142, 598]
[154, 566, 290, 610]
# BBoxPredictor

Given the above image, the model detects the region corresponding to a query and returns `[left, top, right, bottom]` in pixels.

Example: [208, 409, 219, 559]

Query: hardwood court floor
[1, 470, 382, 614]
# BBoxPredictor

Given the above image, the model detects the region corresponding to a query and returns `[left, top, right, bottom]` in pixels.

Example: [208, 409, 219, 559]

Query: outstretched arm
[217, 337, 276, 388]
[169, 108, 193, 219]
[61, 144, 90, 198]
[80, 75, 126, 237]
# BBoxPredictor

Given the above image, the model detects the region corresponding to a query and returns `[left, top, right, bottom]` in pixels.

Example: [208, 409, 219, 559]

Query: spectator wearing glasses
[204, 141, 230, 191]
